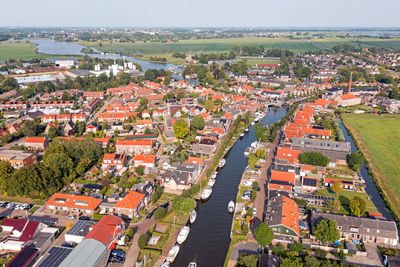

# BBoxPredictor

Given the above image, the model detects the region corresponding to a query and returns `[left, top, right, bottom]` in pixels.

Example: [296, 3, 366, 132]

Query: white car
[253, 207, 257, 214]
[67, 215, 76, 220]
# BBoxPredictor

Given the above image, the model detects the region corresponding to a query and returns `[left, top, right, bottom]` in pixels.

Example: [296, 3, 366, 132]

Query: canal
[338, 117, 393, 220]
[173, 107, 288, 267]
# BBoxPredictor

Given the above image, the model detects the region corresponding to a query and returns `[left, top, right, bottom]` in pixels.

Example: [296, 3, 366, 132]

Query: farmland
[0, 41, 54, 61]
[341, 113, 400, 219]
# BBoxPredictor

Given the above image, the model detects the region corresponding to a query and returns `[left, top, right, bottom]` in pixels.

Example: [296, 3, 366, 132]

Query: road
[87, 96, 113, 125]
[0, 136, 26, 150]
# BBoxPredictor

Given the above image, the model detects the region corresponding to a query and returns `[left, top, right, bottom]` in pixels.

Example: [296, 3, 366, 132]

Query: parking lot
[0, 202, 34, 218]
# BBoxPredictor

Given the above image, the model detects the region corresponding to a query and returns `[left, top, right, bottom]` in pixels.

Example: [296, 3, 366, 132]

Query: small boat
[201, 187, 212, 200]
[228, 201, 235, 213]
[190, 210, 197, 224]
[245, 128, 249, 132]
[254, 117, 259, 123]
[211, 173, 217, 179]
[240, 133, 245, 138]
[244, 147, 251, 157]
[251, 141, 257, 148]
[207, 178, 216, 187]
[166, 245, 180, 262]
[161, 262, 170, 267]
[251, 121, 255, 126]
[188, 262, 197, 267]
[177, 226, 190, 244]
[218, 159, 226, 168]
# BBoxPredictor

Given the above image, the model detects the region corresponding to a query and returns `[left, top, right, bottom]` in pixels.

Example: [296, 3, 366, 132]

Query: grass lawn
[0, 41, 55, 60]
[237, 56, 281, 66]
[342, 113, 400, 218]
[161, 210, 189, 226]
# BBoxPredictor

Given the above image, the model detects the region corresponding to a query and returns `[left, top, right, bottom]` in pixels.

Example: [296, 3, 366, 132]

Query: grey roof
[272, 164, 300, 175]
[59, 239, 107, 267]
[291, 138, 351, 153]
[311, 211, 398, 240]
[65, 220, 97, 237]
[163, 169, 190, 185]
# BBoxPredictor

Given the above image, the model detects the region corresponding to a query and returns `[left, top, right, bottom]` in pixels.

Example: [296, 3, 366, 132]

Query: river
[338, 117, 393, 220]
[172, 107, 288, 267]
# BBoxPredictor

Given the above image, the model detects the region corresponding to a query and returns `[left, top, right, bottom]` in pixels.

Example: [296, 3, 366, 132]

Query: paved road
[87, 96, 113, 125]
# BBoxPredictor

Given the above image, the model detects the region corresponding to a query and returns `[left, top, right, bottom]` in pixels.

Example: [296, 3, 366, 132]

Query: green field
[0, 41, 54, 61]
[342, 113, 400, 218]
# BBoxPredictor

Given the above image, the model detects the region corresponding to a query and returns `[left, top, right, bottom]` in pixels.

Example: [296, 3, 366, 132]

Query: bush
[241, 223, 249, 235]
[348, 152, 364, 172]
[126, 228, 135, 239]
[152, 183, 163, 203]
[138, 233, 149, 249]
[314, 249, 327, 258]
[189, 184, 200, 195]
[289, 242, 304, 252]
[154, 207, 166, 221]
[299, 152, 329, 167]
[247, 207, 253, 217]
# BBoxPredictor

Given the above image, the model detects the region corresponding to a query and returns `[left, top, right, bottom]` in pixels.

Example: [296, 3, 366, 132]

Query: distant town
[0, 28, 399, 267]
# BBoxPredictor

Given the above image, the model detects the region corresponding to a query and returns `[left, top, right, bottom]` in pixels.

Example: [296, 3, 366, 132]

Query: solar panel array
[37, 246, 73, 267]
[66, 220, 96, 236]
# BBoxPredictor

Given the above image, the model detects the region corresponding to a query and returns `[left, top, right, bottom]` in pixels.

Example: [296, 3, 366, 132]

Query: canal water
[338, 118, 393, 220]
[173, 107, 288, 267]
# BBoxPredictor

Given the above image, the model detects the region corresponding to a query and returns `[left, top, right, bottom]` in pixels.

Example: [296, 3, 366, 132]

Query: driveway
[343, 244, 384, 267]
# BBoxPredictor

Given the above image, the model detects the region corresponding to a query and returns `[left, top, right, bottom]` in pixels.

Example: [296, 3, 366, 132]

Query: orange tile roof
[281, 196, 299, 235]
[113, 191, 144, 210]
[268, 182, 292, 191]
[276, 147, 301, 164]
[24, 137, 46, 144]
[186, 156, 203, 165]
[116, 139, 153, 146]
[133, 154, 156, 163]
[340, 93, 358, 100]
[270, 170, 295, 184]
[46, 193, 102, 210]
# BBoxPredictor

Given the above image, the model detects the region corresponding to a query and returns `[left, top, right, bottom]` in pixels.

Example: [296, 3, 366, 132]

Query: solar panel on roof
[303, 178, 317, 187]
[38, 246, 73, 267]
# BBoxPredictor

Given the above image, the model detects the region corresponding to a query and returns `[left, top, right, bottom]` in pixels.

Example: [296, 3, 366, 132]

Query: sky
[2, 0, 400, 28]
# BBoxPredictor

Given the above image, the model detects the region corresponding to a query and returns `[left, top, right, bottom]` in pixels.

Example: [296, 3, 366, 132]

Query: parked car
[160, 202, 169, 208]
[111, 250, 125, 258]
[109, 255, 124, 263]
[67, 215, 76, 220]
[146, 208, 157, 219]
[79, 216, 90, 220]
[254, 165, 262, 169]
[62, 242, 76, 248]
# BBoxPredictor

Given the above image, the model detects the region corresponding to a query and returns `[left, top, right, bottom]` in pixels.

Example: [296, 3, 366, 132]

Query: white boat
[251, 141, 257, 148]
[245, 128, 249, 132]
[254, 117, 259, 123]
[188, 262, 197, 267]
[228, 201, 235, 213]
[251, 122, 255, 126]
[190, 210, 197, 224]
[201, 187, 212, 200]
[177, 226, 190, 244]
[244, 147, 251, 157]
[161, 262, 170, 267]
[207, 178, 216, 187]
[211, 173, 217, 179]
[166, 245, 180, 262]
[218, 159, 226, 168]
[240, 133, 245, 138]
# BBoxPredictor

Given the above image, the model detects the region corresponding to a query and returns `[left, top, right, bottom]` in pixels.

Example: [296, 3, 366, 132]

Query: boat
[251, 141, 257, 148]
[228, 201, 235, 213]
[251, 121, 255, 126]
[240, 133, 245, 138]
[161, 262, 170, 267]
[201, 187, 212, 200]
[190, 210, 197, 224]
[188, 262, 197, 267]
[166, 245, 180, 262]
[207, 178, 216, 187]
[218, 159, 226, 168]
[245, 128, 249, 133]
[211, 173, 217, 179]
[244, 147, 252, 157]
[177, 226, 190, 244]
[254, 117, 259, 123]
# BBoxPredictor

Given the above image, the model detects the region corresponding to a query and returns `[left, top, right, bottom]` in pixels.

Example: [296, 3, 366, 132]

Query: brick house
[24, 137, 49, 151]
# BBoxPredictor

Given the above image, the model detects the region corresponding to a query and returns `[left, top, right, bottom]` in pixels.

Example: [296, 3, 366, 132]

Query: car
[67, 215, 76, 220]
[109, 255, 124, 263]
[62, 242, 76, 248]
[1, 202, 9, 208]
[111, 250, 125, 258]
[254, 165, 262, 169]
[253, 208, 257, 214]
[160, 202, 169, 208]
[79, 216, 90, 220]
[249, 219, 255, 227]
[146, 208, 157, 219]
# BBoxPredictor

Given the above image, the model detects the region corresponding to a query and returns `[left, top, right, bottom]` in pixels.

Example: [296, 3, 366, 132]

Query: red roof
[24, 137, 46, 144]
[116, 139, 153, 147]
[276, 147, 301, 164]
[85, 215, 124, 249]
[46, 193, 102, 210]
[270, 170, 295, 184]
[113, 191, 145, 210]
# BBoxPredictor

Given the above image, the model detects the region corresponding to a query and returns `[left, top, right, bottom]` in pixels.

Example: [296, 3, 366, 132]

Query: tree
[154, 207, 166, 221]
[0, 161, 15, 192]
[172, 196, 196, 213]
[314, 219, 340, 244]
[204, 100, 214, 110]
[144, 127, 151, 134]
[254, 223, 274, 247]
[298, 152, 329, 167]
[254, 123, 268, 142]
[350, 196, 366, 216]
[191, 115, 205, 130]
[281, 255, 303, 267]
[77, 121, 86, 136]
[237, 254, 258, 267]
[348, 152, 364, 172]
[135, 166, 144, 176]
[138, 233, 149, 249]
[241, 223, 249, 235]
[173, 119, 189, 139]
[48, 126, 59, 139]
[331, 181, 343, 195]
[304, 255, 321, 267]
[22, 120, 41, 137]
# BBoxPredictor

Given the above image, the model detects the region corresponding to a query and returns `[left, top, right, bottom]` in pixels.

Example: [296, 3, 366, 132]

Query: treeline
[193, 51, 236, 64]
[0, 139, 103, 198]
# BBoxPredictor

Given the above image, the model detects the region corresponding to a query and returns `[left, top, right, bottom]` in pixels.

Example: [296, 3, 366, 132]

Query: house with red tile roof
[24, 137, 49, 151]
[102, 153, 126, 170]
[276, 147, 301, 165]
[45, 193, 102, 214]
[113, 191, 145, 219]
[97, 112, 137, 122]
[136, 119, 153, 129]
[7, 123, 20, 134]
[335, 93, 362, 107]
[71, 114, 86, 123]
[56, 114, 71, 123]
[115, 139, 153, 155]
[324, 177, 354, 190]
[83, 91, 104, 100]
[84, 215, 125, 248]
[133, 155, 156, 169]
[301, 176, 319, 193]
[211, 127, 224, 135]
[266, 195, 299, 242]
[270, 170, 296, 184]
[106, 83, 134, 96]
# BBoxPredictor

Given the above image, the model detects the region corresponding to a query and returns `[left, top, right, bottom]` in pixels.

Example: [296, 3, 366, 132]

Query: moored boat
[218, 158, 226, 168]
[188, 262, 197, 267]
[245, 128, 249, 132]
[240, 133, 245, 138]
[207, 178, 216, 187]
[244, 147, 251, 157]
[228, 200, 235, 213]
[161, 262, 170, 267]
[201, 187, 212, 200]
[166, 245, 180, 263]
[177, 226, 190, 244]
[211, 173, 217, 179]
[190, 210, 197, 224]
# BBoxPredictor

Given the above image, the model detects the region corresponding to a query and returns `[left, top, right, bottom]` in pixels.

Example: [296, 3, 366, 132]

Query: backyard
[341, 113, 400, 218]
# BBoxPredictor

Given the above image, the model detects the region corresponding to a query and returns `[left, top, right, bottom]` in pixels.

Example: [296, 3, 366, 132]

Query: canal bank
[172, 107, 288, 267]
[338, 117, 394, 221]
